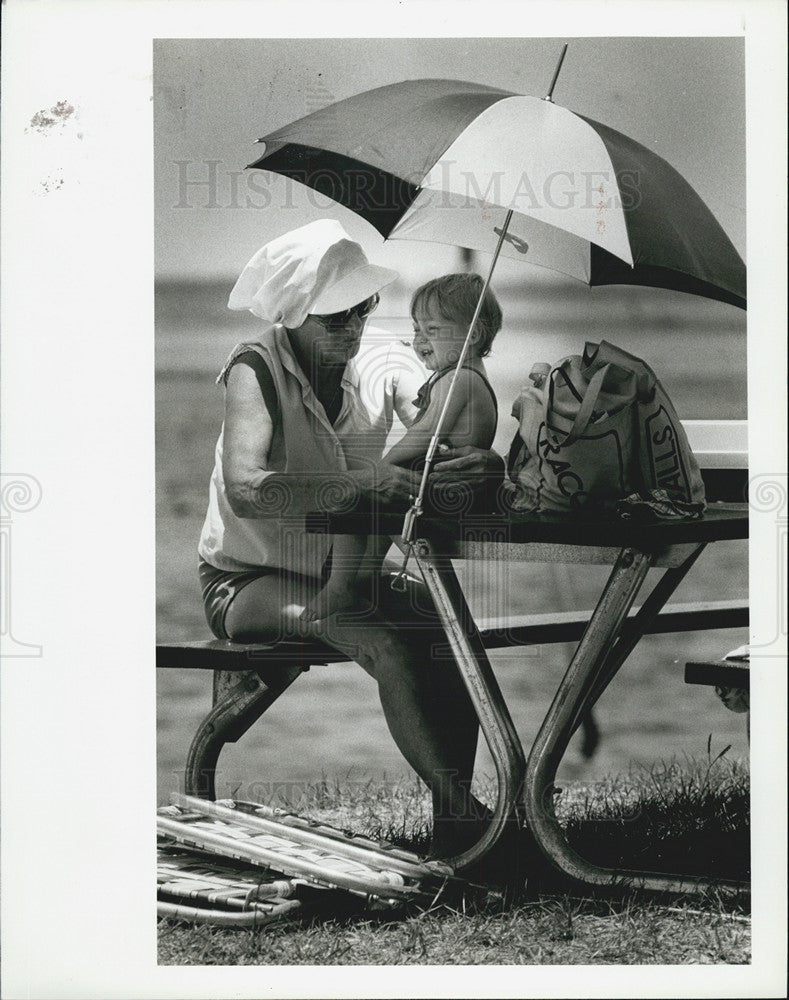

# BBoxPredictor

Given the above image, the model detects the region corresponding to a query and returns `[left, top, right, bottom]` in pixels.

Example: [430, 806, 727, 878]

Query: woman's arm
[222, 363, 420, 517]
[222, 363, 276, 516]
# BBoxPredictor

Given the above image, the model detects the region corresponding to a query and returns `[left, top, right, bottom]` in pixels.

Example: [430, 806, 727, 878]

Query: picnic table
[157, 424, 748, 896]
[304, 499, 748, 893]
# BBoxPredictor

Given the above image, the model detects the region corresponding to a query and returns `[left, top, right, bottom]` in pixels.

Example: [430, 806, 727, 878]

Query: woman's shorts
[199, 557, 441, 642]
[198, 559, 279, 640]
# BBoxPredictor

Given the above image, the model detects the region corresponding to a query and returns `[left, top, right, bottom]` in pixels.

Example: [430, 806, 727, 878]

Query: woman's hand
[358, 463, 422, 506]
[430, 445, 505, 482]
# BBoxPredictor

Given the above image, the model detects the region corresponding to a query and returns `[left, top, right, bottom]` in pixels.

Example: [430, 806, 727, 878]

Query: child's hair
[410, 272, 503, 358]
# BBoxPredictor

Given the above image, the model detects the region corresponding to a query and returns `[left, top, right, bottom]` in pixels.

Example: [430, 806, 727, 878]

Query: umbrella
[247, 50, 746, 542]
[250, 66, 745, 309]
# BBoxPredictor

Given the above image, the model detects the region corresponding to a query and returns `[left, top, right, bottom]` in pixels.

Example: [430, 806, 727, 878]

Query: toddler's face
[412, 299, 469, 372]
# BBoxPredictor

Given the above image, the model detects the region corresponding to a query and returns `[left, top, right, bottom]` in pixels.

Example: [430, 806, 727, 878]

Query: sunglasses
[312, 293, 379, 330]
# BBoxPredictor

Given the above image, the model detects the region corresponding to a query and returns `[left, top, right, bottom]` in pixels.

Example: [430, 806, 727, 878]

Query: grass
[560, 739, 750, 882]
[157, 751, 750, 966]
[157, 896, 749, 966]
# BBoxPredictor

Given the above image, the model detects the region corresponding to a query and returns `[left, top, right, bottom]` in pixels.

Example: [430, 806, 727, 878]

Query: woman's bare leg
[300, 534, 369, 623]
[223, 570, 488, 854]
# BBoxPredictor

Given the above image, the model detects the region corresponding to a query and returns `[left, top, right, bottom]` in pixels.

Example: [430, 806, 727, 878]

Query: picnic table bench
[157, 421, 749, 896]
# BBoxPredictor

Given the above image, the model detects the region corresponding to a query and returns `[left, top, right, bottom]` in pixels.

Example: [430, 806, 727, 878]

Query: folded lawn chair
[157, 845, 304, 928]
[157, 794, 448, 927]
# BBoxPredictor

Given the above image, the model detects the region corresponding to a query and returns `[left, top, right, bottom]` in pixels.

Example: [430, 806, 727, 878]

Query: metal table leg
[413, 537, 526, 872]
[185, 665, 303, 798]
[523, 546, 748, 895]
[570, 544, 707, 738]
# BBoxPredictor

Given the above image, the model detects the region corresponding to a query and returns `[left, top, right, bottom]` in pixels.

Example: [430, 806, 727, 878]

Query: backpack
[507, 340, 706, 513]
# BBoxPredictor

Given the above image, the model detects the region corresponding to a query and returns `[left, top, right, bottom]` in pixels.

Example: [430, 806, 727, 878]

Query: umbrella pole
[398, 208, 515, 552]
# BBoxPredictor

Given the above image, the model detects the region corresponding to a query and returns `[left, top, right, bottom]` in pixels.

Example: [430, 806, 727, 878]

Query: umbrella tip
[544, 42, 569, 102]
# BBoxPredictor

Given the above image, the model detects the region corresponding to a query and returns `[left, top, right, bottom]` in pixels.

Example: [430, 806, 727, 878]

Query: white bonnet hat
[228, 219, 398, 328]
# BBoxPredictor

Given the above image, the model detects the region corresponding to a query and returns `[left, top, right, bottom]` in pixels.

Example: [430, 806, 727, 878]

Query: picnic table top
[305, 502, 748, 551]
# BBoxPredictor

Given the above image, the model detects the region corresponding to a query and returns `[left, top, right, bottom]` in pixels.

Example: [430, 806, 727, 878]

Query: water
[156, 278, 749, 804]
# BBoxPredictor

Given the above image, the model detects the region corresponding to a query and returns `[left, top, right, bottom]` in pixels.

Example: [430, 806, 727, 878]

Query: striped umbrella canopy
[250, 73, 746, 546]
[251, 77, 746, 310]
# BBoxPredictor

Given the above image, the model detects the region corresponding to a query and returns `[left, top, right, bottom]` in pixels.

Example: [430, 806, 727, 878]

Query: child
[301, 272, 502, 622]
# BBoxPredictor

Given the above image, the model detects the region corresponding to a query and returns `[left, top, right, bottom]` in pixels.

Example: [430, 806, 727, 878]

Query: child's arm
[384, 368, 495, 467]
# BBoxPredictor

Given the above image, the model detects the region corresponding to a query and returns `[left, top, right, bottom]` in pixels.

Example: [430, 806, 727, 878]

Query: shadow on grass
[559, 743, 749, 886]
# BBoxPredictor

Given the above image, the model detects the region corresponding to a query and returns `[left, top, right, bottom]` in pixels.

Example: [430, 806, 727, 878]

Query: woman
[198, 220, 504, 861]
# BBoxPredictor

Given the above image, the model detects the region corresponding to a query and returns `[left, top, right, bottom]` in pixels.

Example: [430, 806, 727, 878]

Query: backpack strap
[544, 363, 613, 447]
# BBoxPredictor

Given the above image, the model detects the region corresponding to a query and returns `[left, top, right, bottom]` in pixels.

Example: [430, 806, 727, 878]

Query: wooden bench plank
[156, 639, 342, 670]
[685, 660, 750, 689]
[475, 599, 748, 647]
[157, 599, 748, 670]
